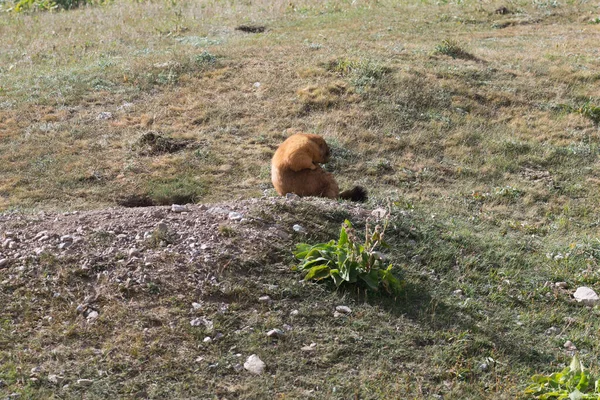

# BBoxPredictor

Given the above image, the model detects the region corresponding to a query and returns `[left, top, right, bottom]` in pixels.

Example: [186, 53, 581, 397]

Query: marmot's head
[306, 134, 331, 164]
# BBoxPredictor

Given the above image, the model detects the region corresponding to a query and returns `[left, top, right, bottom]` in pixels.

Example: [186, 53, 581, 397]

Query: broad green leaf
[339, 259, 350, 281]
[304, 265, 331, 281]
[299, 257, 331, 271]
[571, 355, 584, 373]
[330, 270, 343, 287]
[359, 270, 379, 290]
[338, 224, 348, 248]
[577, 370, 590, 392]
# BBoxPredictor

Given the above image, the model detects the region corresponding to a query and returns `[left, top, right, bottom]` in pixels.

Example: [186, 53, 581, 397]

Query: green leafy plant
[9, 0, 99, 12]
[294, 218, 403, 294]
[524, 355, 600, 399]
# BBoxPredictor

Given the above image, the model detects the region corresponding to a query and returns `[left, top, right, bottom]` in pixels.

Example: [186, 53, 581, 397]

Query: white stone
[371, 207, 388, 220]
[30, 366, 42, 375]
[564, 340, 577, 351]
[555, 282, 568, 289]
[60, 235, 73, 242]
[301, 343, 317, 352]
[128, 248, 141, 258]
[266, 329, 284, 338]
[203, 336, 212, 343]
[453, 289, 464, 296]
[192, 302, 202, 310]
[77, 378, 94, 386]
[86, 311, 99, 321]
[190, 317, 213, 331]
[258, 295, 272, 303]
[573, 287, 599, 304]
[0, 259, 8, 268]
[8, 241, 16, 250]
[335, 305, 352, 314]
[290, 309, 299, 316]
[47, 374, 64, 385]
[58, 242, 71, 250]
[293, 224, 306, 233]
[96, 112, 113, 120]
[171, 204, 188, 213]
[228, 212, 243, 221]
[244, 354, 266, 375]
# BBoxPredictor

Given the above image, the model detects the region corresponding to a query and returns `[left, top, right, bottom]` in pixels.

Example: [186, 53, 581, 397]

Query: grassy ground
[2, 0, 600, 398]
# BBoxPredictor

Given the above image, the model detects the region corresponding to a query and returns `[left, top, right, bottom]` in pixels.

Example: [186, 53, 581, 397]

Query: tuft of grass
[325, 58, 389, 88]
[578, 101, 600, 126]
[434, 39, 477, 60]
[145, 176, 205, 206]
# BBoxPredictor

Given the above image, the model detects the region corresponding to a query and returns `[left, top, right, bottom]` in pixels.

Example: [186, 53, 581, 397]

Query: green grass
[2, 0, 600, 398]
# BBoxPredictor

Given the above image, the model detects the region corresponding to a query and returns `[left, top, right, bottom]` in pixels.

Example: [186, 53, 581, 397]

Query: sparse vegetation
[434, 39, 476, 60]
[3, 0, 600, 397]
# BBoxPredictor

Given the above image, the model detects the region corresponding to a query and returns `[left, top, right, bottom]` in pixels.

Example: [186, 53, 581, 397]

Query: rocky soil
[1, 196, 383, 398]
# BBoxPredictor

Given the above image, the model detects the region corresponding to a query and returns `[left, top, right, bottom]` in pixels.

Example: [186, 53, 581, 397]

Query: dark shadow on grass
[361, 281, 553, 367]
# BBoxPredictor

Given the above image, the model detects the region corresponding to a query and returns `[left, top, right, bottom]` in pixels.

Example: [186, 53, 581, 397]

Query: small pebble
[171, 204, 188, 213]
[301, 343, 317, 352]
[564, 340, 577, 351]
[453, 289, 464, 296]
[228, 212, 243, 221]
[266, 329, 284, 338]
[290, 309, 299, 316]
[47, 374, 64, 385]
[371, 207, 388, 220]
[555, 282, 568, 289]
[0, 259, 8, 268]
[335, 305, 352, 314]
[292, 224, 306, 233]
[128, 248, 141, 258]
[258, 295, 272, 303]
[203, 336, 213, 343]
[96, 112, 113, 120]
[86, 310, 99, 321]
[77, 378, 94, 386]
[244, 354, 266, 375]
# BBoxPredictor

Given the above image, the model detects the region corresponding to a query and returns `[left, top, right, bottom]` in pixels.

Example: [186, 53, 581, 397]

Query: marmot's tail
[339, 186, 368, 202]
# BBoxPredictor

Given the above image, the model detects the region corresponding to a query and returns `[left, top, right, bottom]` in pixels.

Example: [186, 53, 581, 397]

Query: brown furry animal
[271, 133, 367, 202]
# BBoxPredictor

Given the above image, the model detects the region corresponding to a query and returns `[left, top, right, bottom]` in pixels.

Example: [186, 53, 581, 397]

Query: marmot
[271, 133, 367, 202]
